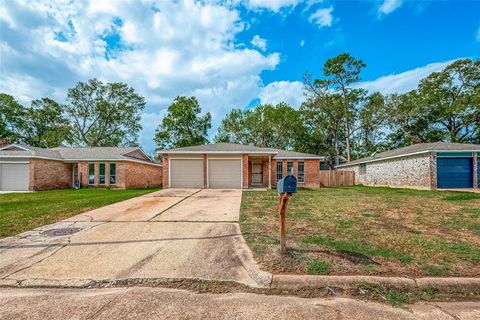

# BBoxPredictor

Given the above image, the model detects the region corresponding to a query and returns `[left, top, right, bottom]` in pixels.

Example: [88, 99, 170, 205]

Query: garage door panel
[170, 159, 203, 188]
[0, 163, 29, 191]
[437, 158, 473, 189]
[208, 159, 241, 189]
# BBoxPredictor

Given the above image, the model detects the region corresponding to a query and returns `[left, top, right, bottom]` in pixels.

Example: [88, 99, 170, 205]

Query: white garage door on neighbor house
[0, 162, 29, 191]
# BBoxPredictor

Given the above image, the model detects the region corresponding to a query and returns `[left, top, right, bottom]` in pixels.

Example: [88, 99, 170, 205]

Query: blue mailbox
[277, 175, 297, 194]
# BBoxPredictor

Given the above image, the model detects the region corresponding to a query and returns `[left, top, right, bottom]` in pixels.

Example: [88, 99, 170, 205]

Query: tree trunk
[342, 90, 351, 162]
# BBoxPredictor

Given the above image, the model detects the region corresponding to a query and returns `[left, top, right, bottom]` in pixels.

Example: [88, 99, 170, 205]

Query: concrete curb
[271, 275, 480, 293]
[232, 223, 273, 288]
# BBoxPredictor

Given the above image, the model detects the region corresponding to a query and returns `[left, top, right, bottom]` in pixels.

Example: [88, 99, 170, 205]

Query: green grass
[0, 187, 160, 237]
[307, 259, 332, 275]
[240, 186, 480, 277]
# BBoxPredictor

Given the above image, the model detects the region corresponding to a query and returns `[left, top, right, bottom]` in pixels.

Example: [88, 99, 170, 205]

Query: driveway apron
[0, 188, 263, 287]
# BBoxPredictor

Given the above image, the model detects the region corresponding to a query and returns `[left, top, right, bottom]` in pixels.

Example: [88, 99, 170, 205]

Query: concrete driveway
[0, 188, 269, 288]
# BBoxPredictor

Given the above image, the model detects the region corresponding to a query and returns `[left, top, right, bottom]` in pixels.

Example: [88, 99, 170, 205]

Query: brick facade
[76, 160, 161, 189]
[338, 153, 434, 189]
[162, 154, 169, 188]
[29, 159, 72, 191]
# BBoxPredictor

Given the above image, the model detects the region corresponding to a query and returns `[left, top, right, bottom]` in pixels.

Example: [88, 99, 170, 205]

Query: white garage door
[0, 162, 29, 191]
[170, 159, 204, 188]
[208, 159, 242, 189]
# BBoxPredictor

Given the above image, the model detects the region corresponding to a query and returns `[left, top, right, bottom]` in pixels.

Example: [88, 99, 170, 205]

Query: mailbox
[277, 175, 297, 194]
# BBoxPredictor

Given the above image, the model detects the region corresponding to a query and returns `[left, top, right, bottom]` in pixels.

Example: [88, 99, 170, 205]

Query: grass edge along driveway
[240, 186, 480, 278]
[0, 187, 160, 237]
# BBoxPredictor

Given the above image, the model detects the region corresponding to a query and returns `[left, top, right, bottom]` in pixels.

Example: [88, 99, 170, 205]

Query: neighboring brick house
[160, 143, 324, 189]
[0, 144, 162, 191]
[337, 142, 480, 190]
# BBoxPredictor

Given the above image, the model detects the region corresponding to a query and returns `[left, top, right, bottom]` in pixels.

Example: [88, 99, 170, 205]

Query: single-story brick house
[0, 144, 162, 191]
[337, 142, 480, 190]
[160, 143, 324, 189]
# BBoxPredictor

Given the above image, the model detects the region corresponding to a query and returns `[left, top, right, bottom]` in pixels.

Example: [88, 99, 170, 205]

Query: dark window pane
[276, 161, 283, 181]
[110, 163, 116, 185]
[298, 161, 305, 183]
[287, 161, 294, 175]
[88, 163, 95, 185]
[99, 163, 105, 184]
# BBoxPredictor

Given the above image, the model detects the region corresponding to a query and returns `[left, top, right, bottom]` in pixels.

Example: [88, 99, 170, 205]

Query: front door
[251, 163, 263, 186]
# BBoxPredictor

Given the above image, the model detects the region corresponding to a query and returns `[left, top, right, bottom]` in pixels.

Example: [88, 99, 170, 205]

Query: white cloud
[251, 35, 267, 51]
[258, 81, 304, 108]
[246, 0, 301, 13]
[357, 59, 459, 94]
[378, 0, 402, 15]
[308, 6, 333, 28]
[0, 0, 281, 154]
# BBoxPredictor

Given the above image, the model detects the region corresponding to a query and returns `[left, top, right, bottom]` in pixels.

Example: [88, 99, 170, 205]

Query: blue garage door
[437, 158, 473, 189]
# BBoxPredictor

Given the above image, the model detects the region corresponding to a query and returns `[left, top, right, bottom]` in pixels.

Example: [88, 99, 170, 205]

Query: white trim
[0, 155, 162, 166]
[337, 149, 480, 168]
[168, 157, 204, 160]
[0, 144, 30, 151]
[0, 160, 29, 164]
[207, 157, 242, 160]
[274, 156, 323, 160]
[241, 156, 243, 188]
[161, 150, 277, 154]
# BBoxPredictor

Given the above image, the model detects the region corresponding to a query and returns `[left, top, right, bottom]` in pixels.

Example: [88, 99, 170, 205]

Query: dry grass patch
[240, 186, 480, 277]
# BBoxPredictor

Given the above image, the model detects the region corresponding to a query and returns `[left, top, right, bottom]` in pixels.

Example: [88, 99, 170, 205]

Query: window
[99, 163, 105, 185]
[276, 161, 283, 181]
[298, 161, 305, 183]
[287, 161, 294, 175]
[88, 163, 95, 185]
[359, 163, 367, 175]
[110, 163, 116, 185]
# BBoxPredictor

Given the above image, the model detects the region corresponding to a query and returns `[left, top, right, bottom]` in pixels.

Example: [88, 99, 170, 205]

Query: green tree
[0, 93, 25, 142]
[20, 98, 70, 148]
[299, 94, 345, 166]
[215, 102, 304, 150]
[66, 79, 145, 147]
[354, 92, 388, 157]
[315, 53, 366, 162]
[418, 58, 480, 143]
[154, 96, 211, 150]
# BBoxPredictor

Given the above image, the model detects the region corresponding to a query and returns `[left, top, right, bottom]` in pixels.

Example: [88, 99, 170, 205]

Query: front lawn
[0, 187, 160, 237]
[240, 186, 480, 277]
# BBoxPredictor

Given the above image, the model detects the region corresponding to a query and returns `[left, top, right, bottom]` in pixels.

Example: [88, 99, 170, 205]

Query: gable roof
[0, 144, 158, 165]
[337, 142, 480, 167]
[160, 143, 323, 159]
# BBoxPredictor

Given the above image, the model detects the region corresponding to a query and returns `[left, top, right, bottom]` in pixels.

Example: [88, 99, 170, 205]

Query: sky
[1, 0, 479, 155]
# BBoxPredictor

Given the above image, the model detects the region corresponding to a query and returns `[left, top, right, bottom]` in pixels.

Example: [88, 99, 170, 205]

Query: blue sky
[1, 0, 479, 154]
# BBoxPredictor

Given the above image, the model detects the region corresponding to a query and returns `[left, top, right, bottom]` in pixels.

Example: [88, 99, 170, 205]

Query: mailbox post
[277, 174, 297, 254]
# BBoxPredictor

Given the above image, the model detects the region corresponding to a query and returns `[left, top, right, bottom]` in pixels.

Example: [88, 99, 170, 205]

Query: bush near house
[240, 186, 480, 277]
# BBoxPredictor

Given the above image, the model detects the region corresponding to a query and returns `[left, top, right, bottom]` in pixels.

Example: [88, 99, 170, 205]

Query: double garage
[436, 153, 479, 189]
[0, 162, 29, 191]
[169, 156, 242, 189]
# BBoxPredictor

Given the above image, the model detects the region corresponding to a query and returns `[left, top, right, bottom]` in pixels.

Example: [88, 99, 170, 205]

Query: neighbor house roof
[160, 143, 323, 159]
[337, 142, 480, 167]
[0, 144, 159, 165]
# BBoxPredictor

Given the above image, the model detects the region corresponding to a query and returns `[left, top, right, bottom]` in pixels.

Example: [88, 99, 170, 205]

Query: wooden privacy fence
[319, 170, 355, 187]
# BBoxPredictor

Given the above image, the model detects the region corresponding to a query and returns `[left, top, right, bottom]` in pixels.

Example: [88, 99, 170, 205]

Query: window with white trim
[99, 163, 105, 185]
[298, 161, 305, 183]
[359, 163, 367, 175]
[109, 163, 116, 185]
[88, 163, 95, 185]
[287, 161, 294, 175]
[276, 161, 283, 181]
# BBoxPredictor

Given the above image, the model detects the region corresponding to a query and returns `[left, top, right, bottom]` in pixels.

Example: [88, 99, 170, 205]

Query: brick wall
[162, 154, 169, 188]
[338, 153, 433, 189]
[30, 159, 72, 190]
[303, 159, 320, 187]
[242, 154, 249, 188]
[125, 161, 162, 188]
